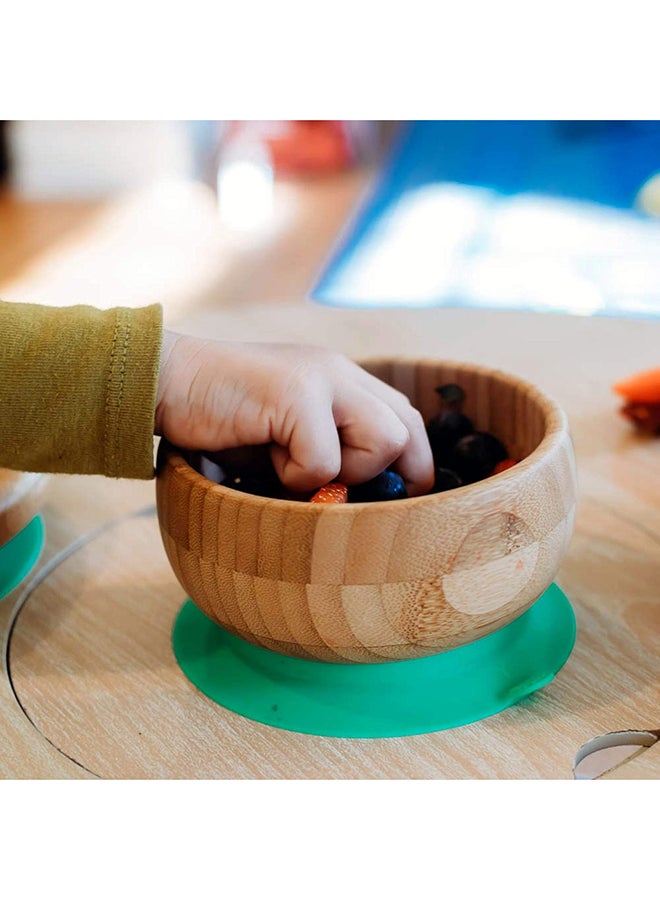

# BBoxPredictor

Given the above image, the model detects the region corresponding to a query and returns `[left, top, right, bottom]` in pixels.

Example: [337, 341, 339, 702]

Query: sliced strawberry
[309, 482, 348, 504]
[493, 458, 517, 474]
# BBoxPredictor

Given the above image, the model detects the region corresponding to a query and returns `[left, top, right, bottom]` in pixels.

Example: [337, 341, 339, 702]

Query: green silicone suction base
[173, 583, 576, 738]
[0, 515, 45, 602]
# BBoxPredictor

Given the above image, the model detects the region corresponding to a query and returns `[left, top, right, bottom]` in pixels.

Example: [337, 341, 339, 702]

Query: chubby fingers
[270, 389, 342, 492]
[350, 370, 435, 496]
[270, 366, 434, 497]
[334, 380, 434, 497]
[334, 391, 411, 487]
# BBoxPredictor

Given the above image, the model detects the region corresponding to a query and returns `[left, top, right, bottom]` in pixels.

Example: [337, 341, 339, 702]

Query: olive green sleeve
[0, 300, 162, 479]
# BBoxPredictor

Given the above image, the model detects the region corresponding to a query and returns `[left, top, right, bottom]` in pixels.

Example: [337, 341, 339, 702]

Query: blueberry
[426, 410, 474, 462]
[348, 470, 408, 503]
[201, 445, 287, 498]
[209, 445, 273, 472]
[431, 467, 463, 493]
[435, 383, 465, 409]
[224, 471, 284, 498]
[450, 432, 508, 484]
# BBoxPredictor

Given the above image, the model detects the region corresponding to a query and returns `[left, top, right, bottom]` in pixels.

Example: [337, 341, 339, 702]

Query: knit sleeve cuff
[104, 304, 163, 479]
[0, 300, 162, 480]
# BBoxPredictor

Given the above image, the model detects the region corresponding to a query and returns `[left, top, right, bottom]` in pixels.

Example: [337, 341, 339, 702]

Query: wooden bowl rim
[157, 357, 569, 513]
[0, 471, 48, 515]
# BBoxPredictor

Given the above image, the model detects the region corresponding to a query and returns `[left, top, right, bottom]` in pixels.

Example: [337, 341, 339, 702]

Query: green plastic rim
[0, 515, 45, 601]
[172, 583, 576, 738]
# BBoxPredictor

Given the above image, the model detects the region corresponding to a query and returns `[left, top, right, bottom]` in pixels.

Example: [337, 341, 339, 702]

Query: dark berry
[426, 410, 474, 462]
[431, 467, 463, 493]
[201, 445, 287, 497]
[224, 471, 284, 498]
[348, 470, 408, 503]
[622, 402, 660, 435]
[435, 383, 465, 409]
[450, 432, 508, 484]
[208, 445, 273, 472]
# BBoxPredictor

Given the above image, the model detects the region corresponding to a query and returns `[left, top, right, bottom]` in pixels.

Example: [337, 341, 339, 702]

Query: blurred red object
[612, 366, 660, 435]
[265, 121, 352, 174]
[219, 121, 372, 178]
[620, 403, 660, 435]
[613, 367, 660, 404]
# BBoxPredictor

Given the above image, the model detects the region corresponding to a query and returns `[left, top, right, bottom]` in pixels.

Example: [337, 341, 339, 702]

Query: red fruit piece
[309, 482, 348, 504]
[621, 402, 660, 435]
[493, 458, 517, 474]
[613, 368, 660, 404]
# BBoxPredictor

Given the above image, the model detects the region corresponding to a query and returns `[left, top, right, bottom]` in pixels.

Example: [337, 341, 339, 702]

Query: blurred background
[0, 120, 389, 322]
[1, 120, 659, 322]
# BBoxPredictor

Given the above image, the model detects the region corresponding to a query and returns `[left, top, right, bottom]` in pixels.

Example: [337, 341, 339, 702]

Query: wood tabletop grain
[0, 170, 658, 779]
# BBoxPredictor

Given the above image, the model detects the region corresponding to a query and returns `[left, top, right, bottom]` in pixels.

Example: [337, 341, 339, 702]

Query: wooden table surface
[0, 169, 658, 779]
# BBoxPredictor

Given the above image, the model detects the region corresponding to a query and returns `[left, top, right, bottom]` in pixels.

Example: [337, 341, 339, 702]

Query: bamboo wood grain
[600, 741, 660, 779]
[1, 170, 659, 779]
[0, 470, 83, 778]
[6, 493, 658, 780]
[0, 472, 147, 780]
[5, 308, 660, 779]
[156, 360, 577, 661]
[0, 470, 48, 547]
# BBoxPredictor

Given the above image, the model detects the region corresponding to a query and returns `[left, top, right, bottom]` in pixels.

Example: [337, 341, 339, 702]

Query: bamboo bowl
[156, 359, 577, 663]
[0, 469, 47, 548]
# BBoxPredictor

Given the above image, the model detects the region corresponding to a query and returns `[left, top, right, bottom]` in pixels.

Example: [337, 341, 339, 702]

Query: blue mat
[312, 121, 660, 317]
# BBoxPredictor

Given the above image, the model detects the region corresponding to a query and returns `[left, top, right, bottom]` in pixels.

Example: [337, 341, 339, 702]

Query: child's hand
[155, 331, 434, 496]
